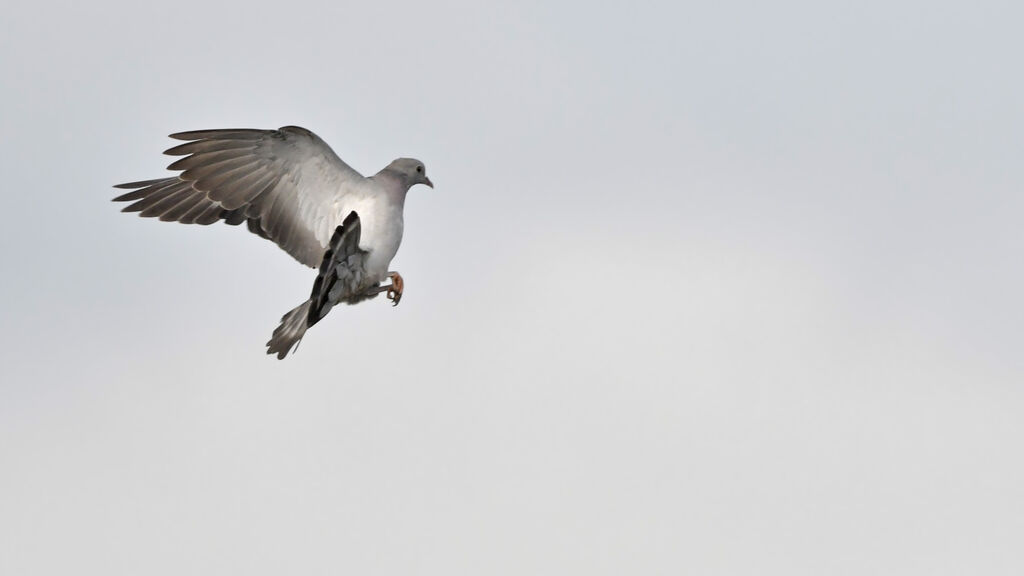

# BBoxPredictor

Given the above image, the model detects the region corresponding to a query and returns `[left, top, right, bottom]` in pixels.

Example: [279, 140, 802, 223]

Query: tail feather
[266, 299, 313, 359]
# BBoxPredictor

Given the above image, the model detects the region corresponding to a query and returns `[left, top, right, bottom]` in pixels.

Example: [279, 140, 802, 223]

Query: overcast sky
[2, 1, 1023, 574]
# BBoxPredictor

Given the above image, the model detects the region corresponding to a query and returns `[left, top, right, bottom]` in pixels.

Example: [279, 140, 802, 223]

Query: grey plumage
[114, 125, 433, 359]
[265, 300, 314, 361]
[116, 126, 361, 267]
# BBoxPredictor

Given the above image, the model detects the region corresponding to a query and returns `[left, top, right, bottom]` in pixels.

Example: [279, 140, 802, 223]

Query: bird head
[384, 158, 433, 190]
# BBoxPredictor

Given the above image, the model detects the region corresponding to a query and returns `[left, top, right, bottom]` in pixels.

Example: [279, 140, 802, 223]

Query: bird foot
[386, 271, 404, 306]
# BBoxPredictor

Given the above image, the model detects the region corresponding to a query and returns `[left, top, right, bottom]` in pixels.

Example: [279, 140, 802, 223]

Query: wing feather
[215, 169, 277, 209]
[180, 196, 218, 224]
[194, 203, 226, 225]
[121, 180, 182, 213]
[169, 129, 265, 141]
[159, 189, 209, 222]
[114, 125, 364, 267]
[309, 211, 372, 324]
[168, 149, 252, 171]
[164, 139, 257, 156]
[187, 159, 263, 190]
[140, 185, 199, 217]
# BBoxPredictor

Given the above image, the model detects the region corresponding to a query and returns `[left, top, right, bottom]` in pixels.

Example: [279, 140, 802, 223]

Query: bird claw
[386, 272, 404, 306]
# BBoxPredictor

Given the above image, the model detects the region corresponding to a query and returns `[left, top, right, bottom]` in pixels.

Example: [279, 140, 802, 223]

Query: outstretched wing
[113, 126, 362, 267]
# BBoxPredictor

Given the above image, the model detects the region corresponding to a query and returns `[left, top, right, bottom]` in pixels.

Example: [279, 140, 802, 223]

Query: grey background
[2, 1, 1022, 574]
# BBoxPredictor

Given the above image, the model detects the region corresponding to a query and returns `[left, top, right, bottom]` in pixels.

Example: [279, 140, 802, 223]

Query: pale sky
[2, 1, 1023, 574]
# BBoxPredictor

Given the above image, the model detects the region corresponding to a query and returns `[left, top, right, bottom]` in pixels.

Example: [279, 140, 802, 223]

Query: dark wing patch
[265, 211, 373, 360]
[308, 211, 376, 326]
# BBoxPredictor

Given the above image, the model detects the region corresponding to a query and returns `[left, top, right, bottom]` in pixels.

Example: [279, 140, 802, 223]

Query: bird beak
[424, 176, 434, 189]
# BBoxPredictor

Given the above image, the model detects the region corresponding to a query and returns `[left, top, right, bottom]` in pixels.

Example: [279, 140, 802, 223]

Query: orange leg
[385, 271, 404, 306]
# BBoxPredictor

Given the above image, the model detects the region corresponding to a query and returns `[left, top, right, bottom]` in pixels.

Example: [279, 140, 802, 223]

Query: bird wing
[264, 211, 372, 360]
[309, 211, 378, 323]
[113, 126, 362, 267]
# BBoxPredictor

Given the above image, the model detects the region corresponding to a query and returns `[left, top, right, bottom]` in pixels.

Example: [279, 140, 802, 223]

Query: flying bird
[113, 125, 433, 359]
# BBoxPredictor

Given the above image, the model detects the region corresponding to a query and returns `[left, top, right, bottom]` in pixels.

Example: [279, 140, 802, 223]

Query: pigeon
[113, 125, 433, 359]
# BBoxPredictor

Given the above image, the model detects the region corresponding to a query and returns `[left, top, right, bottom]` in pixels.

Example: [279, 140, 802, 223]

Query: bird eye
[416, 165, 423, 173]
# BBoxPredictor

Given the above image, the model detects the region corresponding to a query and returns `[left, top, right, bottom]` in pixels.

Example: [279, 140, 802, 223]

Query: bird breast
[339, 194, 404, 282]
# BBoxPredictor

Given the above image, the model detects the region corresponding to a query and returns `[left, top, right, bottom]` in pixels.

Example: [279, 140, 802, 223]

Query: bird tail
[266, 299, 313, 359]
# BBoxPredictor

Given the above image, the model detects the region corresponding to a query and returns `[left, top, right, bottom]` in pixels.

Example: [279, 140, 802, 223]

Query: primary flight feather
[114, 125, 433, 359]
